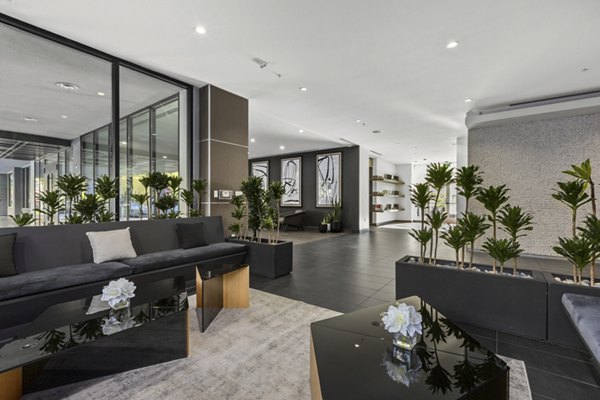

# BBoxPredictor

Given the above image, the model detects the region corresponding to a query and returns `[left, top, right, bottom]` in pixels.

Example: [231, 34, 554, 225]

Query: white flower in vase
[381, 303, 423, 337]
[101, 278, 136, 309]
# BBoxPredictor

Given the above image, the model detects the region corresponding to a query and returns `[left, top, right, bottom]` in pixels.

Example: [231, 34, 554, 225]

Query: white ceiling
[2, 0, 600, 164]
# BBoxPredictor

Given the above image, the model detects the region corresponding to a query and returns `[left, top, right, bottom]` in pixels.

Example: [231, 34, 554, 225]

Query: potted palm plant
[398, 162, 547, 339]
[228, 176, 293, 278]
[10, 213, 36, 227]
[35, 190, 63, 225]
[330, 199, 343, 233]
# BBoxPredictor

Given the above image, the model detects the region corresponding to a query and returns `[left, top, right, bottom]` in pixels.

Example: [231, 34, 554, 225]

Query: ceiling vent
[466, 88, 600, 129]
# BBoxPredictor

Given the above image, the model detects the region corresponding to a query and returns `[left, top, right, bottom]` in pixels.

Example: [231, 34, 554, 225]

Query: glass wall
[119, 66, 187, 220]
[0, 19, 189, 224]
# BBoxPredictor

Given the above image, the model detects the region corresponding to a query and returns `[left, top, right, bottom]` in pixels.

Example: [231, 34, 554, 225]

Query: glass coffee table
[310, 295, 509, 399]
[0, 275, 189, 399]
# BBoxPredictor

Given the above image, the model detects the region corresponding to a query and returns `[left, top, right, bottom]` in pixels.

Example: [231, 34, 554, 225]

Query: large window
[81, 126, 112, 193]
[21, 166, 30, 209]
[118, 66, 187, 220]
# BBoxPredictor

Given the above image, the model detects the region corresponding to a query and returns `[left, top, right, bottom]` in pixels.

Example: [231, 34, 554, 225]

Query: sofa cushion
[0, 233, 17, 277]
[176, 222, 209, 249]
[0, 262, 133, 302]
[562, 293, 600, 364]
[122, 250, 184, 273]
[179, 242, 248, 264]
[122, 242, 248, 274]
[87, 227, 137, 264]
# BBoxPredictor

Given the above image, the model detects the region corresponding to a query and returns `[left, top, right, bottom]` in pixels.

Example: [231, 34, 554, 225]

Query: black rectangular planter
[542, 271, 600, 349]
[395, 256, 548, 340]
[229, 238, 293, 279]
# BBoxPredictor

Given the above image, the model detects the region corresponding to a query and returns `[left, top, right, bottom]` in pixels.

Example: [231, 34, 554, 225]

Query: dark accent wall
[250, 146, 361, 232]
[198, 85, 249, 234]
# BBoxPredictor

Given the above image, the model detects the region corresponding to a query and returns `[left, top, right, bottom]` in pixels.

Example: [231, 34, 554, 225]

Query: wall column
[198, 85, 249, 234]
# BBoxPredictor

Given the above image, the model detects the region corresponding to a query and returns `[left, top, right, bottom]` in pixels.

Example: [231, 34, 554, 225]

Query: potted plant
[35, 190, 63, 225]
[10, 213, 36, 227]
[228, 176, 293, 279]
[319, 215, 329, 233]
[397, 163, 547, 339]
[331, 199, 343, 232]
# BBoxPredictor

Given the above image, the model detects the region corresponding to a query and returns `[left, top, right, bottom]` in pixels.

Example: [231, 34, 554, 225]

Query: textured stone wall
[468, 112, 600, 256]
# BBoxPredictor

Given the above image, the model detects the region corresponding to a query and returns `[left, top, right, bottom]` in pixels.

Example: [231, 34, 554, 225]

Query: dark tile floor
[250, 228, 600, 400]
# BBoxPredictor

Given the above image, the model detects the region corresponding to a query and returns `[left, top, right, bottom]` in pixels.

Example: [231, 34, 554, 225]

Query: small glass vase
[392, 332, 420, 350]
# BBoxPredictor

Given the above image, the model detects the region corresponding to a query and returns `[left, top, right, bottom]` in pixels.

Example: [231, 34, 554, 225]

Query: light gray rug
[24, 290, 531, 400]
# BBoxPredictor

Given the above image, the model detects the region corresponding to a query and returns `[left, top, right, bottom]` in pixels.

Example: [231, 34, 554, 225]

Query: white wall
[358, 146, 370, 231]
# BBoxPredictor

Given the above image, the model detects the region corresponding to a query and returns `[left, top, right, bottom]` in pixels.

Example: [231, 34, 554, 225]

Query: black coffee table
[0, 275, 189, 399]
[310, 295, 509, 399]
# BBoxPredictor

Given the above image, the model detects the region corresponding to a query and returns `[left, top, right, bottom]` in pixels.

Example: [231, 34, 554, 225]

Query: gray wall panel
[468, 112, 600, 256]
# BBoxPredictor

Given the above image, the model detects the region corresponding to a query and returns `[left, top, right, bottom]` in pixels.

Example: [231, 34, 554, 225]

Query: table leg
[310, 334, 323, 400]
[223, 266, 249, 308]
[0, 367, 22, 400]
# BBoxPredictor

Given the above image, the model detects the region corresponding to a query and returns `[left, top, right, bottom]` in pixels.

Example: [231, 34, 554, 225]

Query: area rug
[24, 290, 531, 400]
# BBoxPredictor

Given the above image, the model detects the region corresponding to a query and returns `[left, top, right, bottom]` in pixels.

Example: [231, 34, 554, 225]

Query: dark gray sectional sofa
[0, 216, 247, 333]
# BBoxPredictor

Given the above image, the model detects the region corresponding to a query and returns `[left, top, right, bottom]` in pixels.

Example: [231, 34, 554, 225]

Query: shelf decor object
[316, 152, 342, 207]
[250, 160, 269, 191]
[280, 157, 302, 207]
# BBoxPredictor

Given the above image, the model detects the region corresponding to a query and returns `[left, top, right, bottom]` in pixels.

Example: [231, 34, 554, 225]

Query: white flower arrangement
[101, 278, 136, 309]
[381, 302, 423, 337]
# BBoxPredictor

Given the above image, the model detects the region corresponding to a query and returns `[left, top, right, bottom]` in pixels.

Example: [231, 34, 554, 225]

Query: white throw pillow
[86, 227, 137, 264]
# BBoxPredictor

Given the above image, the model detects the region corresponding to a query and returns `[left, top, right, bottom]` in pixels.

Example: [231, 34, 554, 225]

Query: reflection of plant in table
[73, 319, 103, 342]
[36, 329, 67, 354]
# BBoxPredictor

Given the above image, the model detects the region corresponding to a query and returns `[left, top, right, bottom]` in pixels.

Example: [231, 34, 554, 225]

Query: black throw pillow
[0, 233, 17, 277]
[176, 223, 209, 249]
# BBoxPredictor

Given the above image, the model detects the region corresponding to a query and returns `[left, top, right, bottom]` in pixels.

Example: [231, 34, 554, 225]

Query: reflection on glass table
[310, 296, 508, 400]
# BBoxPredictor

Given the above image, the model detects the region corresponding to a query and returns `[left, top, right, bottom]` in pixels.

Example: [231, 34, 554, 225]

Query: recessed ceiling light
[299, 129, 304, 133]
[464, 98, 473, 103]
[22, 116, 38, 122]
[152, 133, 157, 136]
[121, 141, 127, 145]
[61, 115, 68, 119]
[446, 41, 459, 49]
[250, 138, 256, 143]
[97, 91, 105, 96]
[55, 82, 80, 91]
[195, 25, 207, 35]
[162, 155, 168, 159]
[355, 119, 361, 123]
[279, 145, 285, 150]
[299, 87, 308, 92]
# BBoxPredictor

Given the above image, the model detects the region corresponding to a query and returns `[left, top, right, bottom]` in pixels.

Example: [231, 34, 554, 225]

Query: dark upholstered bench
[279, 210, 305, 231]
[562, 293, 600, 372]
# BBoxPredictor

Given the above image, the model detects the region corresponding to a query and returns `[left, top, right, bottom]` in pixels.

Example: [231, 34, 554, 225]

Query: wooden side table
[195, 264, 249, 332]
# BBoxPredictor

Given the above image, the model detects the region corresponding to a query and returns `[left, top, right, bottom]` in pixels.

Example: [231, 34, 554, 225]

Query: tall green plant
[552, 180, 590, 237]
[410, 183, 434, 261]
[441, 225, 466, 268]
[425, 163, 454, 263]
[476, 185, 510, 272]
[131, 193, 150, 220]
[35, 190, 63, 225]
[482, 238, 523, 274]
[181, 189, 197, 217]
[409, 228, 433, 264]
[10, 213, 35, 227]
[74, 194, 102, 223]
[563, 159, 596, 216]
[578, 214, 600, 285]
[57, 174, 87, 218]
[269, 181, 286, 243]
[498, 205, 534, 275]
[459, 212, 490, 269]
[427, 209, 447, 265]
[455, 165, 483, 214]
[553, 236, 594, 284]
[229, 195, 246, 239]
[240, 176, 268, 241]
[95, 175, 118, 222]
[192, 179, 208, 216]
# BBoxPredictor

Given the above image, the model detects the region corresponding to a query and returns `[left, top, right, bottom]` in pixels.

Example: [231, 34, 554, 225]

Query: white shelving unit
[370, 158, 411, 225]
